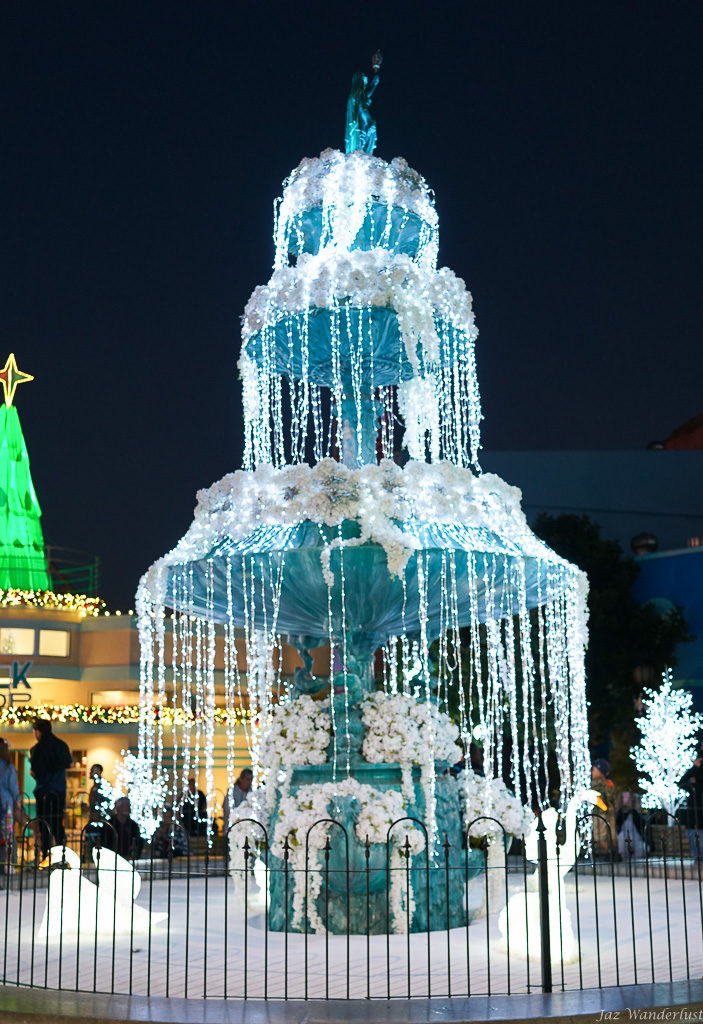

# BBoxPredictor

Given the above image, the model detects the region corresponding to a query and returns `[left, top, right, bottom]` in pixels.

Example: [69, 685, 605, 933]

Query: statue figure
[288, 634, 327, 698]
[345, 51, 383, 154]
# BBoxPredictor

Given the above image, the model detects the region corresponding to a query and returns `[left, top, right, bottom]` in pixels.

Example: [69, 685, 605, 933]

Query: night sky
[3, 3, 701, 609]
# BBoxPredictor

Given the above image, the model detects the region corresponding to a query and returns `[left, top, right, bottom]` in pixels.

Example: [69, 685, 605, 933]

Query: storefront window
[38, 630, 71, 657]
[0, 627, 35, 655]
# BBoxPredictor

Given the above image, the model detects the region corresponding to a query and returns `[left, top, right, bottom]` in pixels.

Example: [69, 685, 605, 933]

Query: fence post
[537, 809, 552, 993]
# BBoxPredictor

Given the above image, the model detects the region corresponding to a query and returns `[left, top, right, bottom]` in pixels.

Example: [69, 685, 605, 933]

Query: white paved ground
[1, 871, 701, 999]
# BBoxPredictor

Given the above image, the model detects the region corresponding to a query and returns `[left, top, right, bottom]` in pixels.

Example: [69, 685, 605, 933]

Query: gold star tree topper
[0, 354, 34, 406]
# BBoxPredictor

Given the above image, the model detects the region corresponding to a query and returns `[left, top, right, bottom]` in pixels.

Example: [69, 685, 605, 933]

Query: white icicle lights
[273, 148, 439, 269]
[242, 249, 474, 355]
[139, 459, 578, 587]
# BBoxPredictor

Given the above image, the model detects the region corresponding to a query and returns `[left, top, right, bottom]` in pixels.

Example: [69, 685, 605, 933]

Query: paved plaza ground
[1, 869, 701, 1001]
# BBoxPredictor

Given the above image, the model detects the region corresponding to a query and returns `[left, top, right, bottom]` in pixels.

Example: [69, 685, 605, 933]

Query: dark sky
[3, 3, 701, 608]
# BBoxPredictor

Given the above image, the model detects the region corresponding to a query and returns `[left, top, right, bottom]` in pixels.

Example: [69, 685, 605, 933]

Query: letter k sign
[12, 660, 32, 690]
[0, 660, 32, 707]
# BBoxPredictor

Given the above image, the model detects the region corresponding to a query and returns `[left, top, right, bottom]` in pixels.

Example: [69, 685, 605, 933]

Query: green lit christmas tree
[0, 354, 50, 590]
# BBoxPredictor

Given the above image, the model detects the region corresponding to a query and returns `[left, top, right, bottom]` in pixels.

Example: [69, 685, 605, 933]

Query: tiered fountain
[136, 60, 590, 935]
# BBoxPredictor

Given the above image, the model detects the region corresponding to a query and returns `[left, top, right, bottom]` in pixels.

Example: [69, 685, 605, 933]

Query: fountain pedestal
[267, 762, 483, 934]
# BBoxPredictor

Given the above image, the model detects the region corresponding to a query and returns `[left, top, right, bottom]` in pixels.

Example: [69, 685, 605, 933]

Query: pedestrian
[678, 748, 703, 859]
[100, 797, 143, 861]
[86, 764, 111, 822]
[151, 808, 189, 858]
[0, 737, 22, 868]
[591, 759, 618, 859]
[616, 791, 645, 859]
[180, 778, 207, 836]
[29, 718, 72, 853]
[222, 768, 253, 836]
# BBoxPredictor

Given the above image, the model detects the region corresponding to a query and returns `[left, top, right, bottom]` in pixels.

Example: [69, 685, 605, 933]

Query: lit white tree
[114, 752, 169, 840]
[631, 670, 702, 817]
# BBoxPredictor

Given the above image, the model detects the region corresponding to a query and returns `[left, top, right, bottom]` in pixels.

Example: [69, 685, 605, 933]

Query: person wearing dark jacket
[29, 718, 72, 853]
[180, 778, 207, 837]
[679, 751, 703, 858]
[100, 797, 143, 861]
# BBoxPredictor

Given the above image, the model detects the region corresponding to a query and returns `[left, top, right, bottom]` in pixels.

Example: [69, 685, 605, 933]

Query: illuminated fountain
[135, 62, 590, 935]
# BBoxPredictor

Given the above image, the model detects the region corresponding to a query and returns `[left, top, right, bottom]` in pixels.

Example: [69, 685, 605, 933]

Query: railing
[44, 546, 101, 596]
[0, 812, 701, 1000]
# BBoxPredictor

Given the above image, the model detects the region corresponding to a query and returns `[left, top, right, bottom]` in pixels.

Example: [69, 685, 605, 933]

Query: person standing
[222, 768, 253, 835]
[151, 808, 189, 859]
[591, 759, 618, 858]
[679, 749, 703, 859]
[29, 718, 72, 852]
[87, 763, 111, 821]
[0, 737, 22, 867]
[101, 797, 143, 861]
[180, 778, 207, 837]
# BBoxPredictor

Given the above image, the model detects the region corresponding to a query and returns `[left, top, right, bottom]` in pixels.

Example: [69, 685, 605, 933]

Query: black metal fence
[0, 811, 701, 1000]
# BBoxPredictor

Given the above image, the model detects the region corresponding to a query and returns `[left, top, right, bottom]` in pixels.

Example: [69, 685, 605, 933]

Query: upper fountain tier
[240, 148, 481, 470]
[273, 149, 439, 270]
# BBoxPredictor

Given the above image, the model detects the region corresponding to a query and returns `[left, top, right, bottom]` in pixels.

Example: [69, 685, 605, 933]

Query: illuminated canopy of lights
[136, 145, 590, 841]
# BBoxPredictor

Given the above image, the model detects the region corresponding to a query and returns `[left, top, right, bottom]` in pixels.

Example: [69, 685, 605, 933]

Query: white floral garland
[361, 692, 460, 797]
[271, 778, 424, 934]
[460, 769, 534, 839]
[258, 695, 332, 809]
[139, 459, 581, 607]
[242, 248, 475, 377]
[274, 149, 438, 269]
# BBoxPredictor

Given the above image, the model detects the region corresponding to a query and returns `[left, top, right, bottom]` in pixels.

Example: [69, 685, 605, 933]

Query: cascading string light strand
[178, 569, 190, 808]
[257, 555, 271, 784]
[171, 571, 181, 811]
[135, 591, 151, 771]
[192, 613, 203, 820]
[467, 550, 482, 777]
[168, 574, 178, 810]
[535, 564, 550, 805]
[204, 560, 217, 841]
[516, 563, 538, 805]
[180, 566, 194, 812]
[447, 548, 469, 778]
[224, 552, 237, 809]
[239, 551, 255, 779]
[338, 526, 352, 777]
[268, 549, 286, 705]
[501, 574, 521, 799]
[312, 383, 323, 464]
[400, 573, 410, 696]
[416, 549, 437, 855]
[322, 524, 338, 783]
[155, 578, 167, 813]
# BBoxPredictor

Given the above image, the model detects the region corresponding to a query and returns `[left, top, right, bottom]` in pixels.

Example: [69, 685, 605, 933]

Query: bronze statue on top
[345, 51, 383, 154]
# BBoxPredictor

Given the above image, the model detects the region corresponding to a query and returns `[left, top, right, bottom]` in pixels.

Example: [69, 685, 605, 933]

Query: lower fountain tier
[266, 762, 483, 935]
[170, 519, 578, 642]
